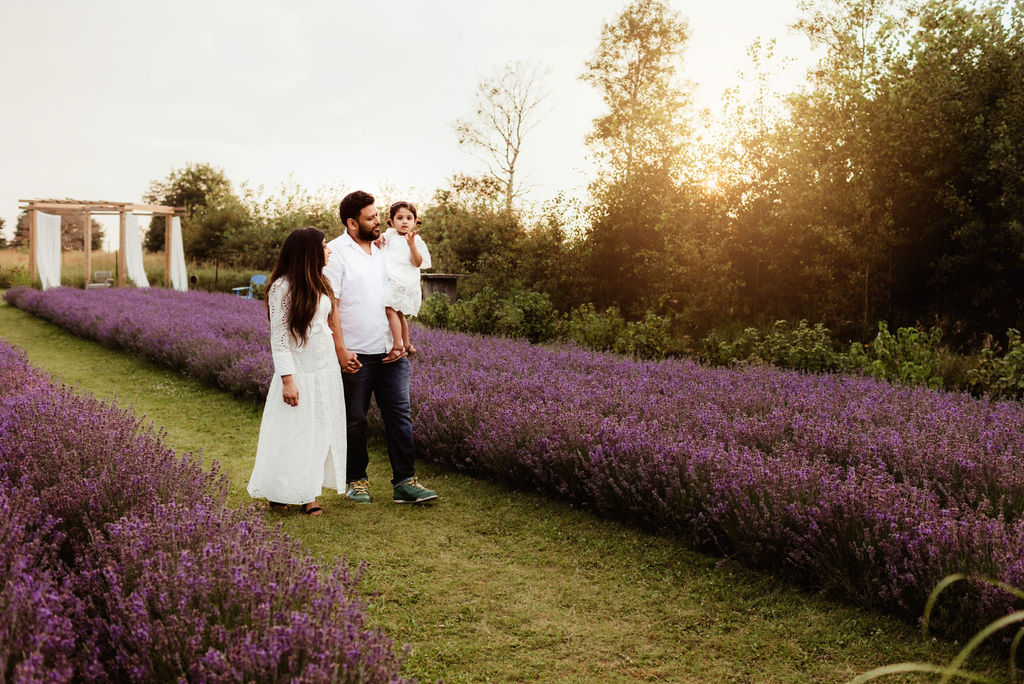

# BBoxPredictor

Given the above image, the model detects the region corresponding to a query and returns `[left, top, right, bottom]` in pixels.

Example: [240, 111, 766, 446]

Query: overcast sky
[0, 0, 813, 246]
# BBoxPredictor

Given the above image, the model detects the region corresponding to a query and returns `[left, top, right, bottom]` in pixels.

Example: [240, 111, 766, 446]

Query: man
[324, 189, 439, 504]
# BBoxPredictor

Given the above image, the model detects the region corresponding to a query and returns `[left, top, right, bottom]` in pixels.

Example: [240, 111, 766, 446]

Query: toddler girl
[382, 200, 431, 362]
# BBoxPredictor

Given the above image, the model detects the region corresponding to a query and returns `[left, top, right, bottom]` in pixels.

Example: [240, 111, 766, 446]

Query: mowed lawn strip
[0, 297, 1002, 683]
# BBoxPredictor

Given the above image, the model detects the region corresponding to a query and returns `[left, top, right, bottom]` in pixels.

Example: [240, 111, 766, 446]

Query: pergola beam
[20, 197, 184, 289]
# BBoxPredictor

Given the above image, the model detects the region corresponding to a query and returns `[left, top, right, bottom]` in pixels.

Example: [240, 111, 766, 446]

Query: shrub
[848, 322, 945, 389]
[613, 311, 674, 359]
[699, 320, 845, 373]
[494, 287, 560, 343]
[415, 292, 452, 329]
[448, 286, 503, 335]
[967, 329, 1024, 399]
[562, 303, 626, 351]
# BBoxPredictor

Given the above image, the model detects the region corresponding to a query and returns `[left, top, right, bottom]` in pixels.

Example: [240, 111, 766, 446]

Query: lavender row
[407, 328, 1024, 635]
[0, 339, 408, 682]
[4, 286, 272, 399]
[7, 286, 1024, 638]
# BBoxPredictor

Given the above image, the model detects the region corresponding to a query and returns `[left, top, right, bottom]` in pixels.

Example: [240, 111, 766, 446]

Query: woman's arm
[268, 281, 299, 406]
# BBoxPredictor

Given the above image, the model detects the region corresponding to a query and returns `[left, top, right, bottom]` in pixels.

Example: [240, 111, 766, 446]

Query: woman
[247, 227, 350, 516]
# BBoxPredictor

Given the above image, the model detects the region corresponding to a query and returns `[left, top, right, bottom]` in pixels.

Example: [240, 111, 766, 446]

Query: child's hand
[406, 229, 418, 242]
[373, 236, 385, 249]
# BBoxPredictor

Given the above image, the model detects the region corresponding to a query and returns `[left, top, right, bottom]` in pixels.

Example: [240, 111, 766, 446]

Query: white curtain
[35, 211, 62, 290]
[169, 217, 188, 291]
[123, 214, 149, 288]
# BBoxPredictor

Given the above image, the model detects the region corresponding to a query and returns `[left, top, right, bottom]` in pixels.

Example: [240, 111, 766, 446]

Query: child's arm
[406, 229, 424, 268]
[414, 234, 432, 270]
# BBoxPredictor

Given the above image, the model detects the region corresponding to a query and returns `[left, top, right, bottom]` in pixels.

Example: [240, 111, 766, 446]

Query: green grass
[0, 296, 1006, 683]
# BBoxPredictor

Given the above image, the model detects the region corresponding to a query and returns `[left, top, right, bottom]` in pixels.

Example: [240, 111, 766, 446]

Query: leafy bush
[448, 286, 503, 335]
[494, 287, 560, 343]
[562, 303, 627, 351]
[415, 292, 452, 329]
[967, 329, 1024, 399]
[431, 285, 561, 343]
[613, 311, 674, 359]
[848, 322, 944, 389]
[700, 320, 845, 373]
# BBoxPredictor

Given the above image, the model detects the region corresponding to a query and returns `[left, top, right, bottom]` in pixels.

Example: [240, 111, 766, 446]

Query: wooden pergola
[19, 199, 185, 288]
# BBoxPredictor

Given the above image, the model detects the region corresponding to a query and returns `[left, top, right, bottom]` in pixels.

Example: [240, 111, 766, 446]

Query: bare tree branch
[453, 60, 550, 212]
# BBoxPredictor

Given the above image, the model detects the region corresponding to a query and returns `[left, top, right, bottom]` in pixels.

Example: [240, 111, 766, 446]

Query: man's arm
[330, 299, 361, 373]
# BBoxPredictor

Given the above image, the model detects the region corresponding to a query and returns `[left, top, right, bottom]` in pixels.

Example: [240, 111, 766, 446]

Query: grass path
[0, 297, 998, 683]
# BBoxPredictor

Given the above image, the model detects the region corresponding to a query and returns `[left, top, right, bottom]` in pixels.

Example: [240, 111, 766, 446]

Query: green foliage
[967, 329, 1024, 399]
[613, 311, 674, 359]
[434, 285, 561, 343]
[495, 287, 560, 343]
[414, 292, 452, 330]
[447, 287, 504, 336]
[847, 322, 945, 389]
[700, 320, 846, 373]
[562, 303, 626, 351]
[0, 264, 28, 289]
[143, 162, 234, 253]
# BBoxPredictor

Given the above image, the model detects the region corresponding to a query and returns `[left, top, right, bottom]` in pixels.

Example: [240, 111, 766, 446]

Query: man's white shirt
[324, 232, 391, 354]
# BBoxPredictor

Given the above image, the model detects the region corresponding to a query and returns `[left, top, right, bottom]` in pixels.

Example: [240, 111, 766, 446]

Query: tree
[13, 208, 104, 251]
[580, 0, 692, 184]
[142, 162, 234, 252]
[454, 60, 549, 213]
[578, 0, 696, 315]
[0, 218, 6, 248]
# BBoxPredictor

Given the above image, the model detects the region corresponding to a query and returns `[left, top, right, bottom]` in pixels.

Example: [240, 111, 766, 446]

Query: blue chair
[232, 274, 267, 299]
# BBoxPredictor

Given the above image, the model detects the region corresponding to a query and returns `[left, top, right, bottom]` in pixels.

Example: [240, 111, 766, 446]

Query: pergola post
[83, 211, 92, 285]
[164, 215, 172, 288]
[117, 209, 127, 288]
[28, 208, 37, 285]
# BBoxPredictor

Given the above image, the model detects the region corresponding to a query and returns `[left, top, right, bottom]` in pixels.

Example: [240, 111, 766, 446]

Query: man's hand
[282, 375, 299, 406]
[338, 348, 362, 374]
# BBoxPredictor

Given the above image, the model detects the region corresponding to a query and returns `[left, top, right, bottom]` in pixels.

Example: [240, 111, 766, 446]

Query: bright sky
[0, 0, 813, 247]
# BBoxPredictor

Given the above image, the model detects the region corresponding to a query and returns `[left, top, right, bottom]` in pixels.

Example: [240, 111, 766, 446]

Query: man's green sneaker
[392, 477, 438, 504]
[346, 479, 372, 503]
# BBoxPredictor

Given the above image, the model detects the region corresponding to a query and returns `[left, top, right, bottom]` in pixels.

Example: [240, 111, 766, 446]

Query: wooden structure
[421, 273, 463, 302]
[19, 199, 184, 288]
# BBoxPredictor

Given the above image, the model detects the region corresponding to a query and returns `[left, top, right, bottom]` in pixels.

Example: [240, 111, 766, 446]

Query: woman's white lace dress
[381, 228, 432, 315]
[247, 279, 346, 504]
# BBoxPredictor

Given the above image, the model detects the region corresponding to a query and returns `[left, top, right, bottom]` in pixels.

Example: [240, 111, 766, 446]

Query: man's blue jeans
[342, 353, 415, 486]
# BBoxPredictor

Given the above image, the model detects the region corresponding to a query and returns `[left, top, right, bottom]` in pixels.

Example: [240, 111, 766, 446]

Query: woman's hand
[282, 375, 299, 406]
[337, 347, 362, 374]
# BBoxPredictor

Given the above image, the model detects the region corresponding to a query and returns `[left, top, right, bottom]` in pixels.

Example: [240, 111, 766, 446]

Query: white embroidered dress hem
[247, 279, 346, 504]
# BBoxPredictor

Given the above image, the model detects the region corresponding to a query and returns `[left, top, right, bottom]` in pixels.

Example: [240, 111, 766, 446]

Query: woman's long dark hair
[267, 227, 334, 346]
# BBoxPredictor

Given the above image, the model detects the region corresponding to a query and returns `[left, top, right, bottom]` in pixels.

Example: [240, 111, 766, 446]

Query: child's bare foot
[406, 343, 417, 357]
[382, 346, 405, 364]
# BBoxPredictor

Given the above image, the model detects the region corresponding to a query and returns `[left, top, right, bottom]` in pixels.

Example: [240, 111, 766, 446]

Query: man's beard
[357, 224, 379, 241]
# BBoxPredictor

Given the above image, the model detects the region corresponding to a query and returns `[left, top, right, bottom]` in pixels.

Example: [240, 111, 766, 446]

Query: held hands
[282, 375, 299, 407]
[338, 347, 362, 374]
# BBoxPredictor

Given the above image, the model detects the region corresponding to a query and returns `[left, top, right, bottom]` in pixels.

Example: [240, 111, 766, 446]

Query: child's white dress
[381, 227, 432, 316]
[247, 278, 346, 504]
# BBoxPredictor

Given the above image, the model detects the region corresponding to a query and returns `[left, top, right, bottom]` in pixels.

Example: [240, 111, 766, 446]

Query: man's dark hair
[339, 190, 376, 227]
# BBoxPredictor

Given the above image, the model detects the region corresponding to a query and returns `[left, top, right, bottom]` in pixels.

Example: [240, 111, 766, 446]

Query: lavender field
[6, 285, 1024, 641]
[0, 335, 408, 681]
